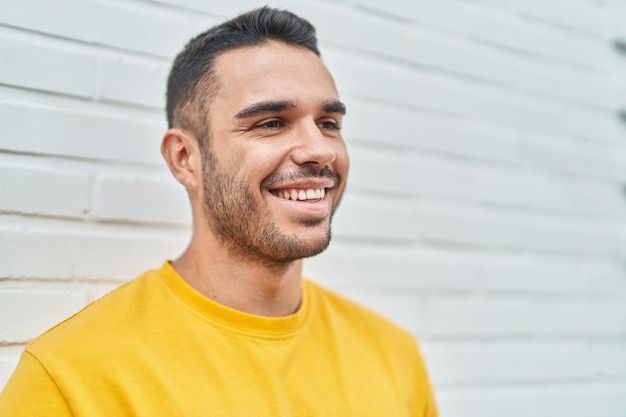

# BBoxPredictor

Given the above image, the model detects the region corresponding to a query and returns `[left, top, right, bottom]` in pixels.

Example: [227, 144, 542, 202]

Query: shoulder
[305, 280, 432, 402]
[304, 280, 418, 351]
[26, 265, 164, 358]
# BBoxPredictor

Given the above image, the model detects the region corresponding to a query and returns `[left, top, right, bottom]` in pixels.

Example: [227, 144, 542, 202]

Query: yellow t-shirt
[0, 262, 437, 416]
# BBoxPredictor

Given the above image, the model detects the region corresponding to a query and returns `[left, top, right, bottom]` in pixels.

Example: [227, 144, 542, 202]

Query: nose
[290, 119, 336, 167]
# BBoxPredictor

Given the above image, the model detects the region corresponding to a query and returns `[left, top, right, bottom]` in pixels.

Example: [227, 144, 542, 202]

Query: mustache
[261, 165, 339, 188]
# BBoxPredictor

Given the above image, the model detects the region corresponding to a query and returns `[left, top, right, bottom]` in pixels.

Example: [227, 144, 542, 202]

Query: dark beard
[201, 152, 335, 265]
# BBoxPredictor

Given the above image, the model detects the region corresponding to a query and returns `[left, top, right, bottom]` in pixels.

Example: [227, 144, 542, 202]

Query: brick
[418, 296, 535, 336]
[438, 383, 626, 417]
[524, 172, 625, 217]
[98, 54, 169, 109]
[328, 50, 498, 121]
[536, 384, 626, 417]
[326, 49, 624, 143]
[466, 253, 621, 296]
[347, 147, 416, 197]
[461, 3, 612, 70]
[0, 101, 165, 164]
[415, 203, 624, 256]
[516, 0, 606, 36]
[533, 299, 626, 336]
[514, 59, 616, 109]
[0, 163, 90, 219]
[290, 1, 517, 87]
[92, 173, 191, 225]
[0, 32, 97, 98]
[481, 256, 613, 294]
[349, 147, 526, 206]
[0, 287, 87, 343]
[304, 244, 482, 291]
[612, 146, 626, 183]
[0, 0, 195, 57]
[415, 204, 526, 249]
[189, 14, 222, 36]
[527, 214, 622, 256]
[175, 0, 268, 17]
[607, 3, 626, 41]
[344, 0, 422, 24]
[0, 225, 189, 280]
[615, 79, 626, 115]
[334, 289, 421, 334]
[436, 387, 538, 417]
[439, 384, 626, 417]
[300, 1, 617, 109]
[331, 193, 415, 242]
[421, 341, 592, 384]
[520, 132, 619, 181]
[590, 342, 626, 376]
[352, 0, 613, 69]
[582, 261, 626, 294]
[0, 346, 24, 390]
[566, 105, 625, 144]
[343, 99, 521, 164]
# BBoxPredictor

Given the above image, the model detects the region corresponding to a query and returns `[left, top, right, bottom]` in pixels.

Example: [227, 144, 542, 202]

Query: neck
[171, 234, 303, 317]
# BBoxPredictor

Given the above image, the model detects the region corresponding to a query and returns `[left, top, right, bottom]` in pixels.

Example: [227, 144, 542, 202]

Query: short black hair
[166, 6, 320, 139]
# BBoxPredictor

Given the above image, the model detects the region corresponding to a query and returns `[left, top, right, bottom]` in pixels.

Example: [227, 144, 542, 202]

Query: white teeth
[274, 188, 326, 201]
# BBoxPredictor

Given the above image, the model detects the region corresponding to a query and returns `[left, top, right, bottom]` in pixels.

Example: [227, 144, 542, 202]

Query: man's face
[199, 41, 349, 264]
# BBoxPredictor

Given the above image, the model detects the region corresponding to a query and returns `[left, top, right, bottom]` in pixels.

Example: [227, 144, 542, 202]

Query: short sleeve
[0, 350, 73, 416]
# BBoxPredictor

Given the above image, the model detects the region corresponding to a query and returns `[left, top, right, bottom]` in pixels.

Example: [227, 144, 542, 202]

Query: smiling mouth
[270, 188, 326, 202]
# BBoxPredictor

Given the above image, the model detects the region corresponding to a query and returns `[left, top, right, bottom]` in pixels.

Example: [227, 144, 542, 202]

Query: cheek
[227, 139, 349, 185]
[240, 145, 287, 183]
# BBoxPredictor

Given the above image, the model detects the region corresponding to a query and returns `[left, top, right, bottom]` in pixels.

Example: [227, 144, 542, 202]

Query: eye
[317, 120, 341, 131]
[254, 119, 284, 129]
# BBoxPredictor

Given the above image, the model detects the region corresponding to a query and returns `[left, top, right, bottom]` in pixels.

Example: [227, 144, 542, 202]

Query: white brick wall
[1, 0, 625, 415]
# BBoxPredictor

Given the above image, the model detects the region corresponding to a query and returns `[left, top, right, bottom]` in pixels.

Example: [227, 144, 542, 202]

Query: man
[0, 7, 437, 416]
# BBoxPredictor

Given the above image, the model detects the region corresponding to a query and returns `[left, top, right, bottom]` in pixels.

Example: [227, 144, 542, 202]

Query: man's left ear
[161, 128, 202, 191]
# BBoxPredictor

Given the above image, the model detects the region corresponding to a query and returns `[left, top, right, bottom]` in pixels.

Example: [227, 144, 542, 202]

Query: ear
[161, 128, 202, 191]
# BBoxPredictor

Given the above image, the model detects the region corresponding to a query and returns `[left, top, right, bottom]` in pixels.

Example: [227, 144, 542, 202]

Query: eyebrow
[235, 100, 295, 119]
[323, 100, 347, 115]
[234, 99, 347, 119]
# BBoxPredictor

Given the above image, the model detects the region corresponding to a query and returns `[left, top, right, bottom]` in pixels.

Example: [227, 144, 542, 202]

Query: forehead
[209, 41, 339, 114]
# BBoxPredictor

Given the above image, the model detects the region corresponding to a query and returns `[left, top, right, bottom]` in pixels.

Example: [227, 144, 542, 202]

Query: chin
[274, 226, 333, 261]
[299, 229, 333, 259]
